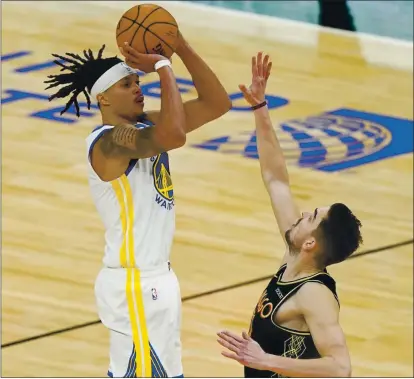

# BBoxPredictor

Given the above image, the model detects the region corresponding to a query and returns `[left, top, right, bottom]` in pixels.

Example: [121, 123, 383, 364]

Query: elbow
[326, 355, 351, 377]
[342, 367, 352, 378]
[224, 95, 232, 112]
[168, 116, 187, 147]
[262, 171, 289, 187]
[219, 95, 232, 115]
[204, 94, 232, 118]
[159, 126, 186, 150]
[336, 363, 351, 377]
[213, 97, 232, 119]
[170, 129, 186, 148]
[156, 119, 186, 150]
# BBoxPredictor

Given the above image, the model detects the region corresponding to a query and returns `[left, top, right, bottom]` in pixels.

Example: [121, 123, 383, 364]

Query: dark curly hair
[44, 44, 122, 117]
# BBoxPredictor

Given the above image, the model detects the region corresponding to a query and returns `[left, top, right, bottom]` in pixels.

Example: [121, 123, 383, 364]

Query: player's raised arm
[144, 33, 232, 134]
[172, 32, 231, 133]
[239, 53, 300, 255]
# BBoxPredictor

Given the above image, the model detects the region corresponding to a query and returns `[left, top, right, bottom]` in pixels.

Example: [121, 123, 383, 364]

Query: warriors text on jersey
[245, 264, 339, 378]
[85, 120, 175, 269]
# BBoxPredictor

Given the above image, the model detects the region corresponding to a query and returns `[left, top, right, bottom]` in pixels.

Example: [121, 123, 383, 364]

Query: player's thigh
[143, 270, 183, 377]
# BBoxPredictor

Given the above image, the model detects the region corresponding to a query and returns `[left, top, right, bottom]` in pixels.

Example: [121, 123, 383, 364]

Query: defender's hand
[239, 52, 272, 106]
[119, 42, 167, 73]
[217, 330, 270, 371]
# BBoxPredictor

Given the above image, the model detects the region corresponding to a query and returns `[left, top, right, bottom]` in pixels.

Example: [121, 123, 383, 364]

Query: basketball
[116, 4, 179, 59]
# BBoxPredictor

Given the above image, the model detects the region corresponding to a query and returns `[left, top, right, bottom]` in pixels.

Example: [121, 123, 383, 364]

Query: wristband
[154, 59, 172, 72]
[251, 100, 267, 110]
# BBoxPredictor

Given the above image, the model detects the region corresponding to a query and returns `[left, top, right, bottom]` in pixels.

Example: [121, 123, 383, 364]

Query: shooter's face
[104, 73, 145, 119]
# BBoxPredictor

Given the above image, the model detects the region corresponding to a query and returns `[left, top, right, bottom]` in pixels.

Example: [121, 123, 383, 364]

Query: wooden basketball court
[2, 1, 413, 377]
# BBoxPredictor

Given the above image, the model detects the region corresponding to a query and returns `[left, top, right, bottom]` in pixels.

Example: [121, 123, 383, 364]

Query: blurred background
[194, 0, 414, 41]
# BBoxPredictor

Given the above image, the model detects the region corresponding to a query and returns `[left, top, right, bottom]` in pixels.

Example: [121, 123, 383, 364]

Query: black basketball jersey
[244, 264, 339, 378]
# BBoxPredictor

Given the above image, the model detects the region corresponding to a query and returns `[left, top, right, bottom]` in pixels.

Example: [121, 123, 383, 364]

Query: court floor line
[2, 238, 412, 349]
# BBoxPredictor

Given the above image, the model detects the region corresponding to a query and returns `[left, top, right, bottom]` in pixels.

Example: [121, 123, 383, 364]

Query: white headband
[90, 62, 137, 100]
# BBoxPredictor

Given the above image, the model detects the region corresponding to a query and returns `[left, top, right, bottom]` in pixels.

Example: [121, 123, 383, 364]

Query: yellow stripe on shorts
[133, 268, 152, 377]
[114, 174, 152, 378]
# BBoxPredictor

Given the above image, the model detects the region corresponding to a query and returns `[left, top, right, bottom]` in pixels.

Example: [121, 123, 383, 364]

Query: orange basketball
[116, 4, 179, 59]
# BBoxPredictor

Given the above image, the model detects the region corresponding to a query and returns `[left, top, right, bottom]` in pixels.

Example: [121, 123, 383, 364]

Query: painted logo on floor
[193, 108, 413, 172]
[2, 51, 413, 172]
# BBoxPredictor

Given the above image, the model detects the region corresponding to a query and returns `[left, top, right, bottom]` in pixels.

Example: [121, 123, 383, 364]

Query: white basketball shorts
[94, 262, 183, 378]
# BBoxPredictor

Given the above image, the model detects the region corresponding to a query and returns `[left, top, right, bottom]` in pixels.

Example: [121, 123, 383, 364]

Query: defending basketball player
[216, 52, 362, 377]
[45, 31, 231, 377]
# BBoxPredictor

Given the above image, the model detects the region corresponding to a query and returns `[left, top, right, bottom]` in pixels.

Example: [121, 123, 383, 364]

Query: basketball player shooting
[216, 52, 363, 378]
[44, 31, 231, 377]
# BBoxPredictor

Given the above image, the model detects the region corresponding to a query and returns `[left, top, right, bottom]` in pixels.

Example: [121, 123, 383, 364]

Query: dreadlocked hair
[44, 44, 122, 117]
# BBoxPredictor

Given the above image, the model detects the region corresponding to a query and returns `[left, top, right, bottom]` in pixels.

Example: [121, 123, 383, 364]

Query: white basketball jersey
[85, 121, 175, 269]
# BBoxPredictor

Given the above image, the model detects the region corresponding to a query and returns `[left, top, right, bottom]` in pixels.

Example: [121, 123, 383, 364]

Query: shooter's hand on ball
[174, 30, 186, 56]
[239, 52, 272, 106]
[119, 42, 168, 73]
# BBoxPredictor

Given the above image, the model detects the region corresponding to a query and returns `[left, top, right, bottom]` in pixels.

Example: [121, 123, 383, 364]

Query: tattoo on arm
[112, 127, 136, 146]
[99, 124, 158, 158]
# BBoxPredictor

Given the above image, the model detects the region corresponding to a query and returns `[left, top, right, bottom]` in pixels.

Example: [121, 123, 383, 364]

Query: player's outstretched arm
[239, 52, 300, 255]
[100, 46, 186, 160]
[217, 283, 351, 377]
[148, 32, 231, 134]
